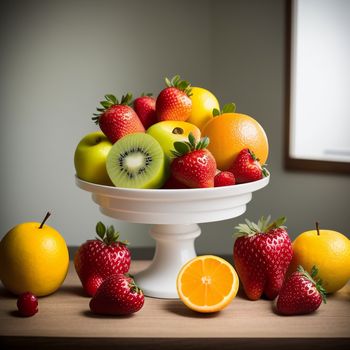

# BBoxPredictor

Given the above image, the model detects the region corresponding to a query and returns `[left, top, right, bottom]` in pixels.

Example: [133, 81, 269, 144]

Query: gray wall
[1, 0, 349, 254]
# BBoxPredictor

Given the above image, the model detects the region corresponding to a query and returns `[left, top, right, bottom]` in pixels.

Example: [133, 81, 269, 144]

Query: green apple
[147, 121, 201, 159]
[74, 131, 113, 185]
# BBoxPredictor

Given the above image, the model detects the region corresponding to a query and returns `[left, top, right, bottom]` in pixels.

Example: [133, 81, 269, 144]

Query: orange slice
[176, 255, 239, 313]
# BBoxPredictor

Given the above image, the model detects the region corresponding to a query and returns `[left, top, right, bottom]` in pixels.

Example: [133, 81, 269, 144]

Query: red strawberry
[162, 176, 190, 189]
[133, 93, 157, 129]
[229, 148, 268, 184]
[214, 171, 236, 187]
[156, 75, 192, 121]
[170, 133, 217, 188]
[74, 222, 131, 297]
[84, 275, 104, 297]
[277, 265, 327, 315]
[89, 274, 144, 315]
[233, 216, 293, 300]
[92, 93, 145, 144]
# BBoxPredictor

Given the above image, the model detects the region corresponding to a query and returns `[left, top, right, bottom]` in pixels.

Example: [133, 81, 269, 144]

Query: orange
[201, 113, 269, 171]
[177, 255, 239, 313]
[289, 225, 350, 293]
[0, 213, 69, 296]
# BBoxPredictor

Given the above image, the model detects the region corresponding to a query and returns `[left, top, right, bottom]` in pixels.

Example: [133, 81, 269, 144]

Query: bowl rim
[75, 174, 270, 200]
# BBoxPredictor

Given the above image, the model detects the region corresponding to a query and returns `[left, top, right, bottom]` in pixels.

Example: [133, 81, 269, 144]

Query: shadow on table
[58, 285, 87, 298]
[80, 310, 135, 319]
[7, 310, 23, 318]
[0, 287, 16, 299]
[161, 300, 219, 318]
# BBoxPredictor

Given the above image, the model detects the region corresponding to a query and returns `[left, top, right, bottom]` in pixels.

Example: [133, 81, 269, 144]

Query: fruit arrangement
[1, 214, 349, 318]
[74, 75, 269, 189]
[1, 74, 349, 322]
[175, 218, 348, 316]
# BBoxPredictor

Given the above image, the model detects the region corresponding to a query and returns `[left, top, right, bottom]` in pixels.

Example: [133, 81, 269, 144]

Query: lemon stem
[39, 212, 51, 229]
[316, 221, 320, 236]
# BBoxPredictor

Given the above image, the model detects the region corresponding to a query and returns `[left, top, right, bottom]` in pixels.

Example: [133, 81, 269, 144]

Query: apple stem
[39, 212, 51, 229]
[172, 127, 184, 135]
[316, 221, 320, 236]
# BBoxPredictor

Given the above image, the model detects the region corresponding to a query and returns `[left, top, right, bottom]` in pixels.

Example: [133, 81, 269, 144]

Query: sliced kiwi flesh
[106, 133, 167, 189]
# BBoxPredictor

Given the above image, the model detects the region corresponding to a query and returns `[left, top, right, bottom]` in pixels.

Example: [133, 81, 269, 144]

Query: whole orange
[0, 213, 69, 296]
[201, 113, 268, 170]
[289, 224, 350, 294]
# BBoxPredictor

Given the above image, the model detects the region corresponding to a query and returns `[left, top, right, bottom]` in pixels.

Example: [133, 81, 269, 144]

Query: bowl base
[134, 224, 201, 299]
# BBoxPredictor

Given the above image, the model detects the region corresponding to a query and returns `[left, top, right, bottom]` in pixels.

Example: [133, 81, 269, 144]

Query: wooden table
[1, 261, 349, 349]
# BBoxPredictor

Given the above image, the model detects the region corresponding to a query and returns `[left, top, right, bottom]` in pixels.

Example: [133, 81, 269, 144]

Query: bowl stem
[134, 224, 201, 299]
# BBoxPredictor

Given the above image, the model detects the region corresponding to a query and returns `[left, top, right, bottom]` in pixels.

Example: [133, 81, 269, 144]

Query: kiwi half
[106, 133, 167, 189]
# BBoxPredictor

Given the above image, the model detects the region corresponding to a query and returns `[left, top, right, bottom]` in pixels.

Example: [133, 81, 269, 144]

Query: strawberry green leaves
[297, 265, 327, 304]
[92, 93, 133, 123]
[171, 132, 210, 158]
[247, 149, 269, 178]
[165, 75, 192, 96]
[104, 94, 117, 105]
[95, 221, 128, 246]
[234, 216, 287, 238]
[265, 216, 287, 232]
[172, 141, 191, 157]
[213, 102, 236, 117]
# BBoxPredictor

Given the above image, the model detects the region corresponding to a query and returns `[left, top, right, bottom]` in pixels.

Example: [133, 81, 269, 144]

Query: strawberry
[170, 133, 217, 188]
[92, 93, 145, 144]
[229, 148, 268, 184]
[233, 216, 293, 300]
[162, 176, 190, 189]
[89, 274, 144, 315]
[133, 93, 157, 129]
[74, 222, 131, 297]
[156, 75, 192, 121]
[214, 171, 236, 187]
[277, 265, 327, 315]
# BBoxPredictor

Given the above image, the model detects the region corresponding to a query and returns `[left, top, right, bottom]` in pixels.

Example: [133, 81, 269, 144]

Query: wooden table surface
[1, 260, 349, 350]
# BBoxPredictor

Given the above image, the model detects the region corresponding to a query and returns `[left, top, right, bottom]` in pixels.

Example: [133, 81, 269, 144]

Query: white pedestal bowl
[76, 175, 269, 298]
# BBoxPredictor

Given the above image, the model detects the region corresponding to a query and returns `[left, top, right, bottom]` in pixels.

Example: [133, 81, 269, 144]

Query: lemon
[0, 212, 69, 296]
[289, 224, 350, 293]
[187, 87, 220, 130]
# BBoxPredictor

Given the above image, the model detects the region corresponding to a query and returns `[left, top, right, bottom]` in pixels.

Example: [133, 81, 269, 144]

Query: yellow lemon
[0, 212, 69, 296]
[187, 87, 220, 130]
[289, 224, 350, 293]
[177, 255, 239, 313]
